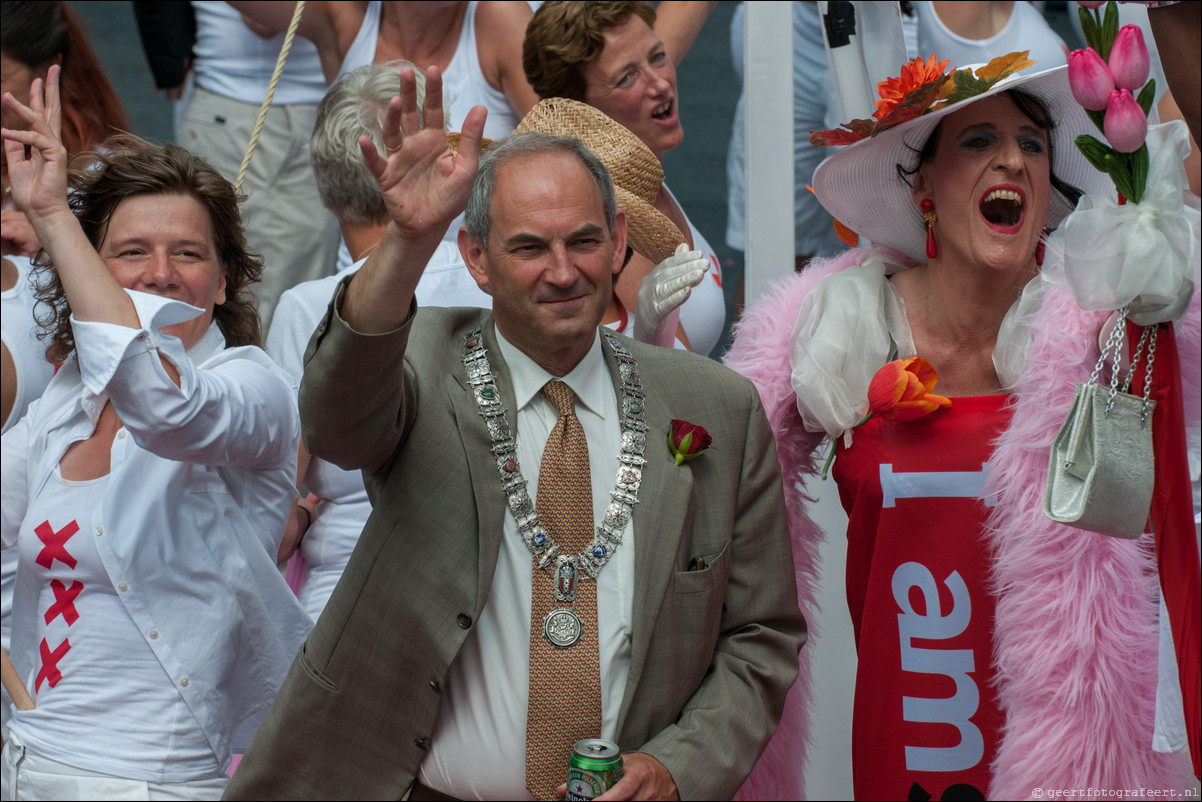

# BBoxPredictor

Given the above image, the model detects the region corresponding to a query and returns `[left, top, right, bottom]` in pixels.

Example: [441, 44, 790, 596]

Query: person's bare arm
[654, 1, 718, 66]
[475, 0, 539, 116]
[1148, 1, 1202, 145]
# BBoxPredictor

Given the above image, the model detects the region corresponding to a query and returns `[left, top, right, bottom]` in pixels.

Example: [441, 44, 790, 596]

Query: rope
[234, 0, 307, 194]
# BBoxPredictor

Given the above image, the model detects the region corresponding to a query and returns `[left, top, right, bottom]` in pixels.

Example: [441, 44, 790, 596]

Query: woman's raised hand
[359, 66, 487, 243]
[1, 64, 72, 229]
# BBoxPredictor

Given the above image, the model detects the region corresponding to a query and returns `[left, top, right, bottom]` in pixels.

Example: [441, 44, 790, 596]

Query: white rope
[234, 0, 307, 194]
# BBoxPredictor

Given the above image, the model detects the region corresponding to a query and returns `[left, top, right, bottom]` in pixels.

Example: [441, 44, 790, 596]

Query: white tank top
[191, 0, 327, 105]
[914, 1, 1067, 70]
[335, 1, 521, 139]
[8, 469, 220, 781]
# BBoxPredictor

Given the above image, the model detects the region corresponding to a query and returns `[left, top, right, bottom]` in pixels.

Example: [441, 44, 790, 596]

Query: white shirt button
[180, 677, 189, 687]
[118, 582, 129, 592]
[95, 526, 104, 536]
[149, 630, 159, 639]
[117, 430, 127, 440]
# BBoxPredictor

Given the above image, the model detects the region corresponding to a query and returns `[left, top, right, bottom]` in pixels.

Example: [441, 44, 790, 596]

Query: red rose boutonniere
[821, 357, 951, 478]
[668, 419, 712, 466]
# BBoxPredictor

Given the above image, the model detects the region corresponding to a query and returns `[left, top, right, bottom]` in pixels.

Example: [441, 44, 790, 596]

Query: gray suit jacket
[226, 282, 804, 800]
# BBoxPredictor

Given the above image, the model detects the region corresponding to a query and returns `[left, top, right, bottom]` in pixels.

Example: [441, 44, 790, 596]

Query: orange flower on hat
[873, 54, 951, 120]
[867, 357, 952, 422]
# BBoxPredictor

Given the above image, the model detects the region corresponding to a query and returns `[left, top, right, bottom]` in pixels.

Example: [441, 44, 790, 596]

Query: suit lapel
[449, 320, 515, 612]
[602, 338, 693, 735]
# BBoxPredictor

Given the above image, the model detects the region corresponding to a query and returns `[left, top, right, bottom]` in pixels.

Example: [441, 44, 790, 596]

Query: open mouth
[651, 100, 674, 120]
[979, 188, 1024, 229]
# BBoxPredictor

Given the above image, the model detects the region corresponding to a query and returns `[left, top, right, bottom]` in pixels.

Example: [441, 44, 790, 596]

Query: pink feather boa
[724, 248, 1199, 799]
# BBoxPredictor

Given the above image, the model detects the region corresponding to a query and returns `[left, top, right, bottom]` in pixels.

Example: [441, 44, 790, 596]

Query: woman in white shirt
[0, 67, 309, 800]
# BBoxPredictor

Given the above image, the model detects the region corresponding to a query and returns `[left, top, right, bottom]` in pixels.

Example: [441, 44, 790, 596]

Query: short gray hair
[463, 132, 617, 248]
[310, 61, 428, 224]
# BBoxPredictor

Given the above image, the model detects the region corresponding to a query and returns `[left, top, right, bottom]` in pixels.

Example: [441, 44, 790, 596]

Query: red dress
[832, 395, 1012, 801]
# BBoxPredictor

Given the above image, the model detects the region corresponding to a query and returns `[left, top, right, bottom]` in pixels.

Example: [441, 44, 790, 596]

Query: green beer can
[564, 739, 623, 800]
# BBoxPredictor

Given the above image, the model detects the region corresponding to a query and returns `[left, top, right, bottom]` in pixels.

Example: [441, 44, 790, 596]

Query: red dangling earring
[1034, 226, 1048, 267]
[921, 199, 937, 259]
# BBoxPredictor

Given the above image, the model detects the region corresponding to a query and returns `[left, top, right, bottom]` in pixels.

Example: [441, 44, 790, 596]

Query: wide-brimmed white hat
[812, 60, 1113, 263]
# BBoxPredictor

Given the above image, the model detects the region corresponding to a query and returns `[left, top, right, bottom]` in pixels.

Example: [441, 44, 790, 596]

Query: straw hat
[812, 62, 1113, 264]
[449, 98, 685, 264]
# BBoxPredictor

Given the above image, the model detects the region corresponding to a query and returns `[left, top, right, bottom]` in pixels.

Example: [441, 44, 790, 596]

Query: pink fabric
[725, 247, 1199, 799]
[283, 551, 307, 597]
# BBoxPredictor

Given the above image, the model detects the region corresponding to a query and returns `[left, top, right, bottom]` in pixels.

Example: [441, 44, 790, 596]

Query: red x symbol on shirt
[36, 637, 71, 692]
[34, 520, 79, 570]
[44, 579, 83, 626]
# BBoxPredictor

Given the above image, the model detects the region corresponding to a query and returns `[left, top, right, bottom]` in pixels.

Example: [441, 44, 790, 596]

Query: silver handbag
[1044, 312, 1157, 539]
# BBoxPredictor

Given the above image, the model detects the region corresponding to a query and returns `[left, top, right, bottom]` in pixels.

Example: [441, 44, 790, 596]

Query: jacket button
[456, 613, 472, 629]
[414, 736, 431, 750]
[428, 679, 441, 692]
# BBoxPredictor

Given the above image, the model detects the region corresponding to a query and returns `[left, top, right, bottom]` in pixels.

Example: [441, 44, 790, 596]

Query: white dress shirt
[1, 290, 311, 773]
[418, 326, 636, 800]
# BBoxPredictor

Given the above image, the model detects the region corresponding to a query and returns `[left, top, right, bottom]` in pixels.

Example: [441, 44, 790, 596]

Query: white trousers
[1, 734, 227, 801]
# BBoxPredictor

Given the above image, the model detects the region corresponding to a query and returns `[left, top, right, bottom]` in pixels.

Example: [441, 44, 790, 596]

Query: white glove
[632, 243, 710, 349]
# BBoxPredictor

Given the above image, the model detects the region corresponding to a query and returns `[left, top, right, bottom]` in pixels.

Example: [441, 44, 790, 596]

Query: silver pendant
[544, 608, 583, 648]
[554, 555, 579, 602]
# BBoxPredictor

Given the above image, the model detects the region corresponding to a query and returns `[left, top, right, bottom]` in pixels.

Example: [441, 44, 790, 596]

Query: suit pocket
[673, 540, 731, 595]
[299, 640, 339, 692]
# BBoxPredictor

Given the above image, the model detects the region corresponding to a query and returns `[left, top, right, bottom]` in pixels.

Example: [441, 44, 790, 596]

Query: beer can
[564, 739, 623, 801]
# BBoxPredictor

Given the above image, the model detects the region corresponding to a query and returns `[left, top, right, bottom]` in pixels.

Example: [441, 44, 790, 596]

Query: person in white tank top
[915, 1, 1068, 71]
[230, 1, 538, 135]
[524, 2, 729, 356]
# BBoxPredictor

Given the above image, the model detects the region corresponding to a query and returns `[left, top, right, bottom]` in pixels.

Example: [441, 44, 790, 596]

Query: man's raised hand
[359, 66, 486, 244]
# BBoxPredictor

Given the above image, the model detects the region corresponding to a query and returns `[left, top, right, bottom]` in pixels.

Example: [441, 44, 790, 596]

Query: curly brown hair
[33, 135, 263, 362]
[522, 1, 657, 102]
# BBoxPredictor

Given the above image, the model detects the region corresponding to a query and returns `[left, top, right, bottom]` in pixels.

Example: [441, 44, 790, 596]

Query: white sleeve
[72, 289, 299, 470]
[788, 258, 900, 439]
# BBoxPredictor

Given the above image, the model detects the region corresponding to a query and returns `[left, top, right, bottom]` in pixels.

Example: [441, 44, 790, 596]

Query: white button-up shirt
[1, 290, 311, 770]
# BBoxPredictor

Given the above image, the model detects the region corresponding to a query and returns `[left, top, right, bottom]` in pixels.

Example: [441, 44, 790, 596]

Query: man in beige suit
[226, 68, 803, 801]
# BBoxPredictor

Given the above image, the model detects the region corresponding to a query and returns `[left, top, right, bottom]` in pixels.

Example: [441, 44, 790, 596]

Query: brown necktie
[526, 381, 603, 800]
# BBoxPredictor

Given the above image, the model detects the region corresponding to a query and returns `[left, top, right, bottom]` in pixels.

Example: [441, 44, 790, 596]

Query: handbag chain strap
[1089, 304, 1157, 421]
